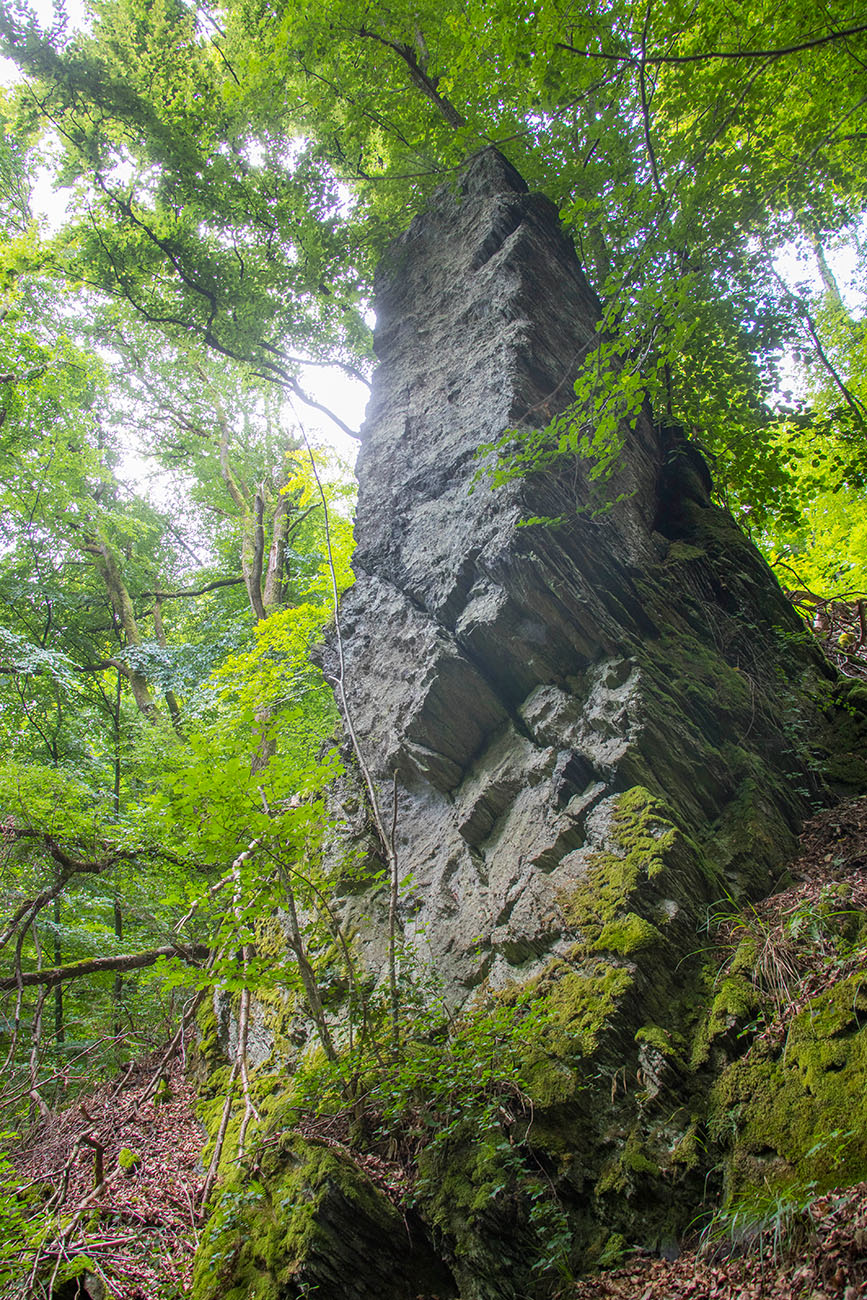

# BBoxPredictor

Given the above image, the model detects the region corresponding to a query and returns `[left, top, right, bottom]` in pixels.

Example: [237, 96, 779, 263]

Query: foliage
[0, 0, 862, 580]
[0, 0, 865, 1288]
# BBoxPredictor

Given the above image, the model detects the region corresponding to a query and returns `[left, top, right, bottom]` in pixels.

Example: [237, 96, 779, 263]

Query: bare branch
[356, 25, 466, 128]
[556, 22, 867, 66]
[638, 0, 663, 196]
[0, 943, 209, 991]
[139, 576, 246, 600]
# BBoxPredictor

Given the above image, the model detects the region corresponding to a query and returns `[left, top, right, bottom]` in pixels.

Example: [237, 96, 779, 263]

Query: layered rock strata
[332, 147, 841, 998]
[194, 149, 867, 1300]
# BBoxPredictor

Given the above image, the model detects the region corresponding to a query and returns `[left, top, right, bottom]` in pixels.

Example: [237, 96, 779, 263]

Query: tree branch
[0, 842, 139, 953]
[556, 22, 867, 66]
[638, 0, 663, 195]
[139, 576, 246, 601]
[356, 25, 466, 128]
[0, 943, 210, 991]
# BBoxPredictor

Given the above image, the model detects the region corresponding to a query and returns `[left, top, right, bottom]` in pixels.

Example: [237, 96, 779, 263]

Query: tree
[0, 130, 356, 1125]
[2, 0, 865, 555]
[0, 0, 865, 1287]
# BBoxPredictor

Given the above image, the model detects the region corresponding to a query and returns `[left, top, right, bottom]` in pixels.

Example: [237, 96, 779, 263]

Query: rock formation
[332, 147, 846, 997]
[192, 149, 867, 1300]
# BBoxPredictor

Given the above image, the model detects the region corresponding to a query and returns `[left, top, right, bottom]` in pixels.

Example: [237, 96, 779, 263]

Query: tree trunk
[86, 537, 158, 719]
[262, 494, 288, 611]
[53, 890, 63, 1047]
[153, 600, 182, 730]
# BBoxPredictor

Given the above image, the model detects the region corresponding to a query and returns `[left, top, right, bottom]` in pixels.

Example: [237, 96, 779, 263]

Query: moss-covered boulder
[711, 972, 867, 1198]
[193, 1138, 457, 1300]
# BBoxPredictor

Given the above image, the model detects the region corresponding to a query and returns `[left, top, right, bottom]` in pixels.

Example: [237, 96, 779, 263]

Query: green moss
[635, 1025, 676, 1057]
[664, 542, 707, 565]
[596, 1129, 660, 1196]
[192, 1139, 404, 1300]
[824, 682, 867, 786]
[596, 1231, 627, 1267]
[708, 778, 800, 893]
[517, 962, 635, 1106]
[560, 787, 680, 947]
[190, 997, 224, 1088]
[836, 681, 867, 714]
[710, 972, 867, 1198]
[594, 913, 664, 955]
[118, 1147, 141, 1173]
[670, 1119, 703, 1169]
[727, 935, 759, 976]
[651, 631, 753, 724]
[691, 973, 761, 1067]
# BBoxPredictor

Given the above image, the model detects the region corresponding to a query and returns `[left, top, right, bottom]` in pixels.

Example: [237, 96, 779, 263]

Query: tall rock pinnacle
[332, 148, 843, 997]
[196, 149, 867, 1300]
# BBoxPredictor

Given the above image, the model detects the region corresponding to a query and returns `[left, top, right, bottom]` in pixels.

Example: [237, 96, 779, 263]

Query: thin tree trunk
[811, 235, 845, 311]
[86, 537, 158, 719]
[113, 899, 123, 1042]
[53, 891, 63, 1047]
[262, 495, 288, 611]
[153, 600, 182, 730]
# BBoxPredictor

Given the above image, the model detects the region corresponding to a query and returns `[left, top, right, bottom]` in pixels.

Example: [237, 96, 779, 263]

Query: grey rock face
[200, 150, 867, 1300]
[330, 147, 836, 1001]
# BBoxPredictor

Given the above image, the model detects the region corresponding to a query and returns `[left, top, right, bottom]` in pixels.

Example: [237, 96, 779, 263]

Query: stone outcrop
[331, 147, 845, 999]
[194, 149, 867, 1300]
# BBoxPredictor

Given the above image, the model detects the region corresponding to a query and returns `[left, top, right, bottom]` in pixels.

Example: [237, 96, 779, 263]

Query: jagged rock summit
[193, 150, 867, 1300]
[334, 146, 840, 997]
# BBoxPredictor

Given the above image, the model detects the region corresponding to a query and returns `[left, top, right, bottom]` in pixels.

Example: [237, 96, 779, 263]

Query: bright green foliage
[763, 282, 867, 593]
[0, 137, 358, 1136]
[2, 1, 370, 380]
[0, 0, 864, 585]
[0, 1143, 48, 1296]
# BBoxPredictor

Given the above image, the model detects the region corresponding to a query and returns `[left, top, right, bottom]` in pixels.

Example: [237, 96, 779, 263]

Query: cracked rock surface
[329, 147, 843, 1001]
[197, 149, 867, 1300]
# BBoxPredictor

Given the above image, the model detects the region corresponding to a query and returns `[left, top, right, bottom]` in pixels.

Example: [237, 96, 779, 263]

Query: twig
[555, 21, 867, 65]
[388, 771, 400, 1049]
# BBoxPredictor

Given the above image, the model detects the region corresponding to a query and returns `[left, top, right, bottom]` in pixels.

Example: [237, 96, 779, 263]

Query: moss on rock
[560, 787, 679, 946]
[192, 1137, 456, 1300]
[691, 973, 761, 1068]
[710, 972, 867, 1198]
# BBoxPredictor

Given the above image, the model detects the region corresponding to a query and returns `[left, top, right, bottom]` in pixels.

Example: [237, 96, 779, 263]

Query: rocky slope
[192, 149, 867, 1300]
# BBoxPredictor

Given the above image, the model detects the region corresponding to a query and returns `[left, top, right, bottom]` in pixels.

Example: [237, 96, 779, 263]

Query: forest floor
[568, 1181, 867, 1300]
[9, 1053, 203, 1298]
